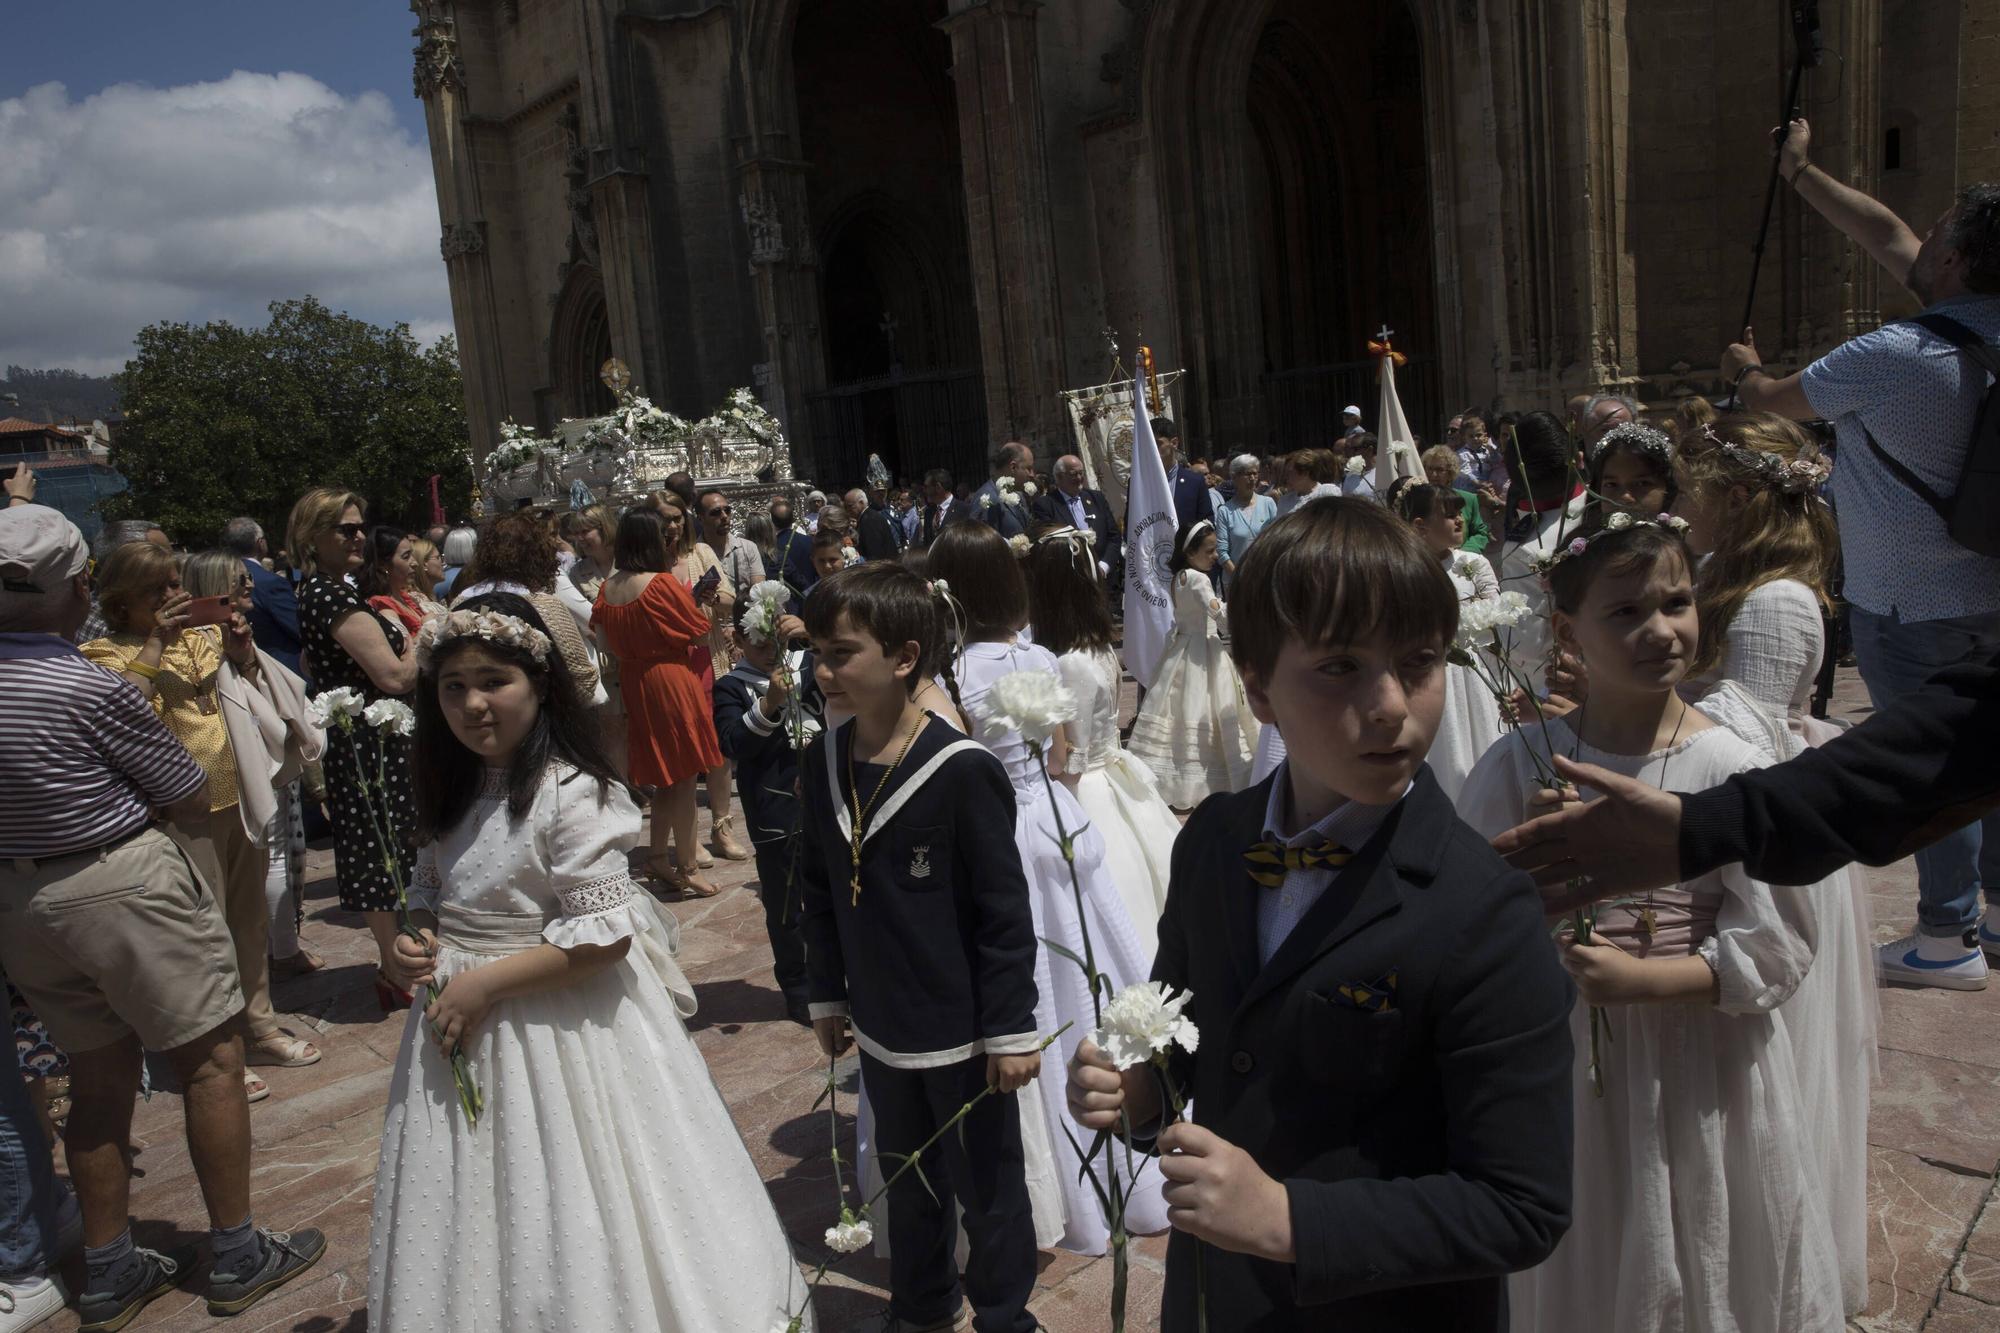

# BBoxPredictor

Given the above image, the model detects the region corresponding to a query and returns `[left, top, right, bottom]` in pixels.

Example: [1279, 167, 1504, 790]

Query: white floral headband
[1699, 424, 1831, 495]
[417, 608, 554, 669]
[1531, 511, 1691, 584]
[1587, 421, 1675, 470]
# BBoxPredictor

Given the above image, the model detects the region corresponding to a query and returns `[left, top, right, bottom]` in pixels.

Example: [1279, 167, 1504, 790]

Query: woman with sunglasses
[288, 487, 423, 1010]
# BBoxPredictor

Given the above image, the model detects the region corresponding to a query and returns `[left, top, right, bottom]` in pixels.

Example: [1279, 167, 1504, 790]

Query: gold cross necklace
[846, 712, 924, 905]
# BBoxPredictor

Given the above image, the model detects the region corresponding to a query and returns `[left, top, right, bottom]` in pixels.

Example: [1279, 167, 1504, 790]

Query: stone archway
[1142, 0, 1449, 450]
[548, 265, 615, 424]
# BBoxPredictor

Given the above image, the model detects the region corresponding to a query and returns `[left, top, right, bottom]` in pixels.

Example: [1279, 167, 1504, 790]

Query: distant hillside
[1, 366, 122, 426]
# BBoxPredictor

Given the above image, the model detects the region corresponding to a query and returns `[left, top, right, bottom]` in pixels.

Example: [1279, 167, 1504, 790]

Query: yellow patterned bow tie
[1243, 839, 1353, 888]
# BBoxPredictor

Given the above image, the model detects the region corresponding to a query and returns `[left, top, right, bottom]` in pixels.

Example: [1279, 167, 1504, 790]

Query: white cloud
[0, 72, 452, 376]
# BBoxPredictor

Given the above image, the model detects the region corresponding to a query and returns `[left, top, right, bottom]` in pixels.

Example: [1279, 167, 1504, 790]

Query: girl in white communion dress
[366, 592, 810, 1332]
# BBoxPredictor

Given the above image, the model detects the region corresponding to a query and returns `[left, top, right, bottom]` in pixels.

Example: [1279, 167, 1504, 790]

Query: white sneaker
[1878, 931, 1990, 991]
[0, 1274, 67, 1332]
[1977, 912, 2000, 961]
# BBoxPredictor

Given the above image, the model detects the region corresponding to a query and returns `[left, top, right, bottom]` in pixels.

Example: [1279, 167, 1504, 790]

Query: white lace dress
[1126, 569, 1258, 807]
[1428, 551, 1505, 800]
[1459, 722, 1842, 1333]
[1686, 580, 1875, 1316]
[1056, 647, 1180, 959]
[367, 765, 811, 1332]
[958, 639, 1169, 1252]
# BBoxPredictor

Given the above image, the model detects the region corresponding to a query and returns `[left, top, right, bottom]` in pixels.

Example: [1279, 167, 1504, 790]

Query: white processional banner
[1121, 397, 1178, 690]
[1060, 371, 1183, 517]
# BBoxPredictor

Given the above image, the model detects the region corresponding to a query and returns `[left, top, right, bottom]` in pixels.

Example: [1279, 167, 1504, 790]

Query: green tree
[108, 297, 471, 547]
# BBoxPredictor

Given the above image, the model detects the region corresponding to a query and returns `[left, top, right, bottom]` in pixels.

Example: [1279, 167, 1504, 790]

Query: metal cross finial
[1375, 323, 1395, 343]
[1101, 325, 1120, 358]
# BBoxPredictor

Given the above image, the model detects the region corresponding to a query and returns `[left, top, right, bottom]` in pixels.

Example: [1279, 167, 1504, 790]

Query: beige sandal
[246, 1030, 322, 1068]
[674, 866, 721, 899]
[269, 949, 325, 980]
[242, 1070, 271, 1104]
[711, 814, 753, 862]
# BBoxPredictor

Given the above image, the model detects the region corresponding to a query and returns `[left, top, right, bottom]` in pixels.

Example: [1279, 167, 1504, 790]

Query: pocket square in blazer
[1333, 969, 1399, 1013]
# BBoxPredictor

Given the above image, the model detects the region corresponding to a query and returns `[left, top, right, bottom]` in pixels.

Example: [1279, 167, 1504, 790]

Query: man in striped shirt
[0, 505, 325, 1328]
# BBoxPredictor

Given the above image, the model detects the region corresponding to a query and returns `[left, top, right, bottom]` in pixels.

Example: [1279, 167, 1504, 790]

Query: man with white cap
[0, 504, 326, 1329]
[1342, 404, 1365, 438]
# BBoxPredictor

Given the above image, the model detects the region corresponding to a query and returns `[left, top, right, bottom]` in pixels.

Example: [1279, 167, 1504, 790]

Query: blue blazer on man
[1145, 767, 1574, 1331]
[1167, 465, 1215, 530]
[242, 557, 304, 678]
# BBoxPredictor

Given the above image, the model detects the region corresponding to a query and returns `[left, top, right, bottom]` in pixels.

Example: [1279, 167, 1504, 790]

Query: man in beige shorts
[0, 504, 324, 1330]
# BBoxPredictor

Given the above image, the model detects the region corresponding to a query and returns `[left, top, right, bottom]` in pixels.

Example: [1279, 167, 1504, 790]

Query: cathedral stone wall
[412, 0, 1995, 479]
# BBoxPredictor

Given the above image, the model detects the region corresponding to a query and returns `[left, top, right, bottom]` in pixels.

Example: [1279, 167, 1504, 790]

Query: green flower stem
[340, 713, 484, 1124]
[784, 1025, 1073, 1332]
[1031, 740, 1134, 1332]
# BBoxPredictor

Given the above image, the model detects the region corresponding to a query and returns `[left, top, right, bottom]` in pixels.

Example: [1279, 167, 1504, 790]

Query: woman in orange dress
[593, 507, 725, 897]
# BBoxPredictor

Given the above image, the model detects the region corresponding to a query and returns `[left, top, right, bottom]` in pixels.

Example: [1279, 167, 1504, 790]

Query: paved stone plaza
[25, 668, 2000, 1332]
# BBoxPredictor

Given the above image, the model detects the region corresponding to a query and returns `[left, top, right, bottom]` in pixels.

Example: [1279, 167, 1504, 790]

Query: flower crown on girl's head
[1530, 511, 1691, 587]
[1698, 424, 1832, 495]
[416, 608, 554, 669]
[1587, 421, 1675, 470]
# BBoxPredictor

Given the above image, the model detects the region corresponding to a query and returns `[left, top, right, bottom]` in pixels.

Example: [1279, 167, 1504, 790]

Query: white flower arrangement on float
[486, 419, 564, 483]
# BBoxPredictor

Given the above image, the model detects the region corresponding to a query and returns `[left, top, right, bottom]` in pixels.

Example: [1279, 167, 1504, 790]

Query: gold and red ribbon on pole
[1139, 345, 1161, 414]
[1366, 335, 1407, 374]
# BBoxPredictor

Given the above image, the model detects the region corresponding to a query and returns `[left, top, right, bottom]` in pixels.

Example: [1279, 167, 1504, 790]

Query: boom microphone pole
[1740, 0, 1824, 334]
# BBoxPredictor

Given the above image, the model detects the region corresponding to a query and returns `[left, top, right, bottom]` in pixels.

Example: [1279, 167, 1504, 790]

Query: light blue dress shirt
[1254, 763, 1409, 966]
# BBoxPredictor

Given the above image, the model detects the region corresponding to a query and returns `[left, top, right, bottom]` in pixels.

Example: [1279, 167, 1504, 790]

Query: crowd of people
[0, 121, 1997, 1333]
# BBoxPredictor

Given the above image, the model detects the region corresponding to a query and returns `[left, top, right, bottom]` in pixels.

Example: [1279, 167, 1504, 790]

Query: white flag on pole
[1375, 350, 1424, 495]
[1122, 396, 1178, 689]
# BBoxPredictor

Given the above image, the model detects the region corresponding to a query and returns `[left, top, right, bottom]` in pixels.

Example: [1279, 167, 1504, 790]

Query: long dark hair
[925, 520, 1026, 641]
[1168, 516, 1217, 575]
[414, 592, 626, 839]
[357, 524, 408, 600]
[1025, 528, 1113, 655]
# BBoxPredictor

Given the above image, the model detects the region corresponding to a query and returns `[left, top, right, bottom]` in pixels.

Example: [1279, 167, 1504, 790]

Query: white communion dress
[366, 764, 812, 1333]
[1127, 569, 1258, 807]
[1687, 581, 1876, 1317]
[1458, 717, 1843, 1333]
[957, 639, 1169, 1253]
[1427, 550, 1505, 801]
[1055, 646, 1181, 959]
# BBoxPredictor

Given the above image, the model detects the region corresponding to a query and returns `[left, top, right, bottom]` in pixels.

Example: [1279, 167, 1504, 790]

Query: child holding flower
[797, 562, 1044, 1333]
[367, 593, 809, 1332]
[1457, 519, 1845, 1332]
[1067, 499, 1575, 1332]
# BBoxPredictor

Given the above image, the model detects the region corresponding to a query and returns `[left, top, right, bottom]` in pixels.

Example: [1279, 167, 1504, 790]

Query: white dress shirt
[1254, 762, 1408, 965]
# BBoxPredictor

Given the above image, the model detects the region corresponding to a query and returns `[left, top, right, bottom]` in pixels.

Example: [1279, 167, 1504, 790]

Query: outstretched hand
[1490, 754, 1684, 914]
[1773, 117, 1811, 179]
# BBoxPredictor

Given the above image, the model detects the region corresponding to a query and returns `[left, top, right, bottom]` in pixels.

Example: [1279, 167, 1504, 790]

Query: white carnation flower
[1008, 534, 1031, 556]
[980, 495, 994, 510]
[974, 669, 1077, 748]
[363, 698, 417, 737]
[1023, 481, 1039, 497]
[824, 1212, 873, 1254]
[842, 546, 863, 567]
[1454, 590, 1535, 649]
[1089, 981, 1200, 1072]
[1345, 455, 1367, 476]
[309, 687, 365, 728]
[1604, 510, 1634, 531]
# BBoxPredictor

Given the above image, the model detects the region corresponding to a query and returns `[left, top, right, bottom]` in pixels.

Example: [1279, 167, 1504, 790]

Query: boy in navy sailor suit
[1067, 500, 1574, 1332]
[713, 628, 822, 1027]
[798, 563, 1043, 1333]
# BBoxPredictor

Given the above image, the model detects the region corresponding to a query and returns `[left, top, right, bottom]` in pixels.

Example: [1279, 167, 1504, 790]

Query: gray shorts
[2, 826, 244, 1053]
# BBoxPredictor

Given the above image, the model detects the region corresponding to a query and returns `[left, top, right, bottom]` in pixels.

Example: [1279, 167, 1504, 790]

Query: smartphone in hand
[692, 565, 722, 598]
[182, 595, 236, 628]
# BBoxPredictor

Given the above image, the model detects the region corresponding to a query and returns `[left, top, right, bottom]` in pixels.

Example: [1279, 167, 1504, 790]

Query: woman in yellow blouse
[83, 542, 322, 1099]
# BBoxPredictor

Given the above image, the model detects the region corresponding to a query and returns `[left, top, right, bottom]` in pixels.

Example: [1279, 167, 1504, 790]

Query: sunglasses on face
[704, 505, 730, 518]
[333, 523, 366, 539]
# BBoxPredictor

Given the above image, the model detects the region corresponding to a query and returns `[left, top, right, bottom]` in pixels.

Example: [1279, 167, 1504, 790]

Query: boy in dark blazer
[798, 562, 1044, 1333]
[713, 629, 822, 1026]
[1067, 499, 1574, 1332]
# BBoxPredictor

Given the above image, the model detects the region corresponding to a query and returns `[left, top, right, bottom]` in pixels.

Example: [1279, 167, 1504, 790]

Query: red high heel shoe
[375, 971, 414, 1013]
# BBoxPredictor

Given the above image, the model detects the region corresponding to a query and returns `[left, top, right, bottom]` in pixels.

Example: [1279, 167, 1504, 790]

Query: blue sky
[3, 1, 428, 139]
[1, 2, 450, 375]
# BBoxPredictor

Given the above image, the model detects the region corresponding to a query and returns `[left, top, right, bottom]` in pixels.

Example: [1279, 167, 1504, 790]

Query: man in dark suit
[915, 467, 966, 547]
[1029, 453, 1122, 589]
[970, 441, 1036, 540]
[1152, 419, 1215, 530]
[849, 487, 904, 562]
[220, 515, 303, 677]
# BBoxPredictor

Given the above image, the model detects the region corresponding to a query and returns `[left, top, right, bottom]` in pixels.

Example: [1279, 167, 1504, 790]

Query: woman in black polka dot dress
[287, 488, 425, 1009]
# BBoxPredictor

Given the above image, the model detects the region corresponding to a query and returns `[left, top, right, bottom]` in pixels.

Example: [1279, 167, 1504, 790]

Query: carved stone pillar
[412, 1, 505, 462]
[941, 0, 1069, 458]
[736, 155, 826, 474]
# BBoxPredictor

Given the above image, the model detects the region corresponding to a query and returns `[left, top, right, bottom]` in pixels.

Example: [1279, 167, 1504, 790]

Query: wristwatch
[1732, 363, 1766, 392]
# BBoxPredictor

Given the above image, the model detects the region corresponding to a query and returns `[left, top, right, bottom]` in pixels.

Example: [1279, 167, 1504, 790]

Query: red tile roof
[0, 417, 88, 437]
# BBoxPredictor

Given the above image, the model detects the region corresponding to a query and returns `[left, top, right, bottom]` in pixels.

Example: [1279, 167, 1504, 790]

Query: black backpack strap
[1859, 312, 2000, 516]
[1910, 313, 2000, 378]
